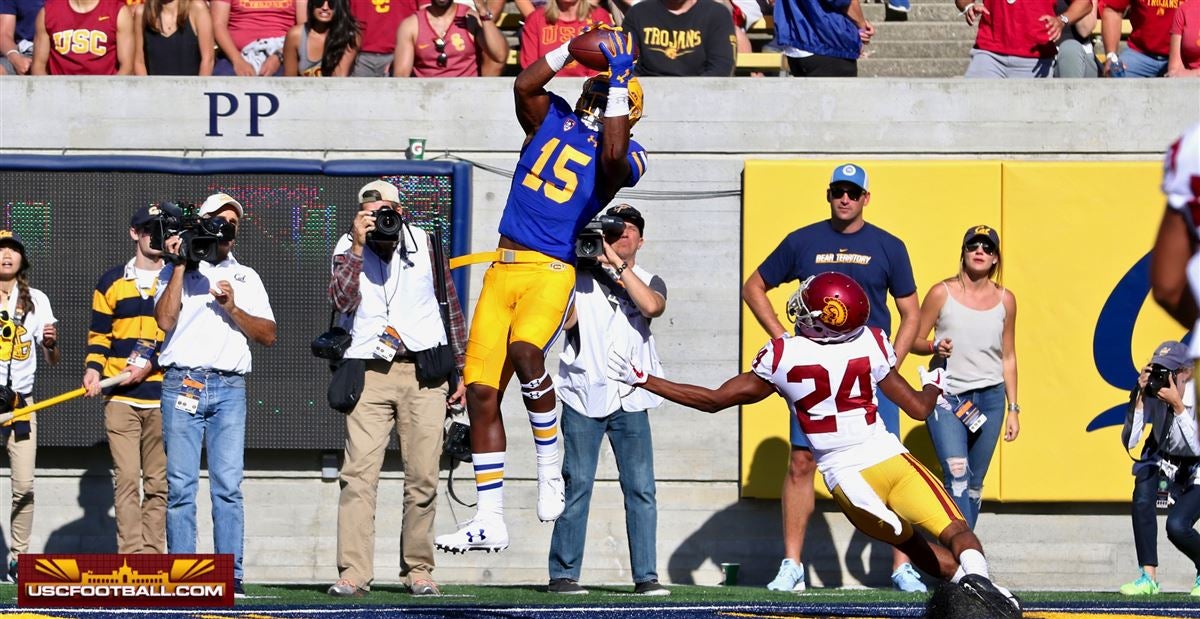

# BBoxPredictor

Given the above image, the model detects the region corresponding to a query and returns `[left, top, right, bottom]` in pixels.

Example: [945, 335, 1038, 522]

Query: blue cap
[830, 163, 868, 191]
[1151, 341, 1190, 371]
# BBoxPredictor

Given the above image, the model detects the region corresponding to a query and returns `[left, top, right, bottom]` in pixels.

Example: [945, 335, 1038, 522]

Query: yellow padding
[449, 249, 559, 270]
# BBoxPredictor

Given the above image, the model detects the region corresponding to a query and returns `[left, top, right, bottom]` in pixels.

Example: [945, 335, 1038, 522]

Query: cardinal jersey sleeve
[1163, 123, 1200, 213]
[865, 327, 897, 383]
[751, 337, 784, 385]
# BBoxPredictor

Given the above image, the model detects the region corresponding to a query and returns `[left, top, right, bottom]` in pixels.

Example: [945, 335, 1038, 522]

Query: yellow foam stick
[0, 371, 132, 425]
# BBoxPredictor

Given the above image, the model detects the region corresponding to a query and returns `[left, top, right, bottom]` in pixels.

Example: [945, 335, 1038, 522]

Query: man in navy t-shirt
[742, 163, 925, 593]
[0, 0, 43, 75]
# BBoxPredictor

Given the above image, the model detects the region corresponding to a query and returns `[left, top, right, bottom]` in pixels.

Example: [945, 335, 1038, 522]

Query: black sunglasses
[828, 186, 864, 201]
[435, 38, 447, 67]
[311, 0, 331, 6]
[965, 241, 997, 255]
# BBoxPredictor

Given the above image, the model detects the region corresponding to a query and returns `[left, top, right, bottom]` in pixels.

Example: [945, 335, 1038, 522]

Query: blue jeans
[925, 383, 1006, 528]
[1132, 459, 1200, 570]
[549, 404, 658, 583]
[161, 367, 247, 579]
[1115, 46, 1169, 78]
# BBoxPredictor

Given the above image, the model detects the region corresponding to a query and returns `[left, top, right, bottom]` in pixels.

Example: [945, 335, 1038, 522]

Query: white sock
[528, 409, 560, 475]
[951, 565, 966, 584]
[472, 451, 505, 518]
[958, 548, 989, 579]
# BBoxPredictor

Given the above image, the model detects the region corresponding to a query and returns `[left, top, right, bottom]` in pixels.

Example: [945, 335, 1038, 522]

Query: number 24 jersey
[751, 327, 906, 485]
[497, 93, 649, 264]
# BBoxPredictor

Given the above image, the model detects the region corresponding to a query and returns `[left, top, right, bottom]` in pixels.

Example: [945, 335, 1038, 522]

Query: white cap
[199, 193, 244, 218]
[358, 180, 400, 204]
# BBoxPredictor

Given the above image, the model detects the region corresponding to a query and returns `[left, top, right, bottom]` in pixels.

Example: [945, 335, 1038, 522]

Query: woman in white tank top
[911, 225, 1019, 529]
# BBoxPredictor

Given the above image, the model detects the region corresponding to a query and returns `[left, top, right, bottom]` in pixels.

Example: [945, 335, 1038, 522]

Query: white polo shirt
[156, 254, 274, 375]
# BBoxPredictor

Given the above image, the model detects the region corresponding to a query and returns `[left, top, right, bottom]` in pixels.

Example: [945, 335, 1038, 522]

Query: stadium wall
[2, 77, 1199, 591]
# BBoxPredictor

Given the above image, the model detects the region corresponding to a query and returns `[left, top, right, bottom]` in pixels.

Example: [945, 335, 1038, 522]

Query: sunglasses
[311, 0, 331, 6]
[435, 38, 447, 67]
[828, 186, 864, 201]
[965, 241, 997, 255]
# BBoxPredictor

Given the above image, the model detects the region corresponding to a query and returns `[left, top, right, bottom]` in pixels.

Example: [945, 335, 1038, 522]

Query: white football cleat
[434, 516, 509, 554]
[537, 475, 566, 522]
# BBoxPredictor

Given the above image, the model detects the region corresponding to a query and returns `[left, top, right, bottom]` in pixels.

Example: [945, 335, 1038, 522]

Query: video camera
[148, 202, 235, 265]
[367, 207, 405, 243]
[1144, 363, 1175, 399]
[574, 215, 626, 265]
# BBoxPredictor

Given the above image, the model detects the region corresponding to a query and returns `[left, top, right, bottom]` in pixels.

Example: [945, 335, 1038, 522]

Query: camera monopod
[0, 371, 131, 426]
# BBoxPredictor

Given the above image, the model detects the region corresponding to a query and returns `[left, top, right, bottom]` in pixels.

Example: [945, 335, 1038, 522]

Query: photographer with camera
[154, 193, 276, 596]
[547, 204, 669, 596]
[325, 180, 466, 598]
[0, 229, 58, 583]
[82, 205, 168, 555]
[1119, 340, 1200, 595]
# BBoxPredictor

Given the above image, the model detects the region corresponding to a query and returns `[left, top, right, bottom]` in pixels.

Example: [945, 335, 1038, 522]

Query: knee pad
[521, 372, 553, 400]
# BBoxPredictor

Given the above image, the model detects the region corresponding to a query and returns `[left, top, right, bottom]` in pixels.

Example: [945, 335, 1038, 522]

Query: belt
[449, 249, 562, 270]
[167, 366, 243, 377]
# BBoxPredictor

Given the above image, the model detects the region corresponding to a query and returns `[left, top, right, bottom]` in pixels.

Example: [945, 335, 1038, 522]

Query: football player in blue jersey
[436, 27, 649, 554]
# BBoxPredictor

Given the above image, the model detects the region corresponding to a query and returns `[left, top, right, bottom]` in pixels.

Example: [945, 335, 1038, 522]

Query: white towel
[240, 36, 286, 73]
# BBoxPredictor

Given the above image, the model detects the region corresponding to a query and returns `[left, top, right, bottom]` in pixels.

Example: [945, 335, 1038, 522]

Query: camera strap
[1, 284, 22, 395]
[431, 224, 458, 393]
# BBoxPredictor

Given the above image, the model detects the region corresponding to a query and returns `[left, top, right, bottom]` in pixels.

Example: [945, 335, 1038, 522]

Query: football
[567, 28, 636, 72]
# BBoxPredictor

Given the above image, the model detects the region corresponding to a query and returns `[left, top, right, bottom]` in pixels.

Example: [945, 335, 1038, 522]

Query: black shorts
[787, 54, 858, 77]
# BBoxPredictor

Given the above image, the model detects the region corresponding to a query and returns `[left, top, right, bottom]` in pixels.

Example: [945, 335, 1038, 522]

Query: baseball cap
[130, 204, 164, 228]
[199, 193, 244, 218]
[1151, 340, 1189, 371]
[606, 203, 645, 235]
[830, 163, 869, 191]
[962, 224, 1000, 248]
[0, 230, 29, 271]
[358, 180, 400, 205]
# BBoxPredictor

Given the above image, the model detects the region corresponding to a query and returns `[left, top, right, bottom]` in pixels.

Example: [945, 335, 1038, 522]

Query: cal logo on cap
[842, 165, 858, 176]
[974, 225, 992, 236]
[0, 231, 12, 239]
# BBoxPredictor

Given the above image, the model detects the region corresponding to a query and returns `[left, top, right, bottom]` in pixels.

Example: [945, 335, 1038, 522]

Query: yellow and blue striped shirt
[86, 259, 164, 407]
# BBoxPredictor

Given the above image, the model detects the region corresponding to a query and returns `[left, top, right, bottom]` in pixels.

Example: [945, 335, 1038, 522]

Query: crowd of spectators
[1, 0, 1196, 77]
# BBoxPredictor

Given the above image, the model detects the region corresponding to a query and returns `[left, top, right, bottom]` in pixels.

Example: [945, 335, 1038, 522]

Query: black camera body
[575, 215, 626, 264]
[367, 207, 405, 243]
[1145, 363, 1175, 399]
[148, 202, 233, 265]
[311, 326, 351, 360]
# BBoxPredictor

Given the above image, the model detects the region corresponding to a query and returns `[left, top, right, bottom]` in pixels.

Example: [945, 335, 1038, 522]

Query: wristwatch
[1057, 13, 1069, 25]
[1008, 403, 1021, 413]
[479, 9, 494, 21]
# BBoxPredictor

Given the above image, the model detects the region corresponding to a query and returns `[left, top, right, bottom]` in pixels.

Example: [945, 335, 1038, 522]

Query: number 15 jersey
[498, 93, 649, 264]
[752, 327, 905, 489]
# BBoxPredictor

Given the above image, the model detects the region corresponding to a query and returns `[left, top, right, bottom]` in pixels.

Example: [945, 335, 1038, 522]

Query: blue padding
[0, 155, 322, 174]
[323, 159, 460, 176]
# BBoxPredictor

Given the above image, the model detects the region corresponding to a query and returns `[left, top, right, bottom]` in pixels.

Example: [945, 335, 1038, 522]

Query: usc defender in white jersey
[609, 272, 1020, 614]
[1153, 124, 1200, 352]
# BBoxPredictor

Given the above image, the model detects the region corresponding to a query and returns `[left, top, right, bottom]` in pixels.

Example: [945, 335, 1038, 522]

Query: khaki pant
[336, 360, 446, 588]
[105, 401, 167, 554]
[6, 412, 34, 562]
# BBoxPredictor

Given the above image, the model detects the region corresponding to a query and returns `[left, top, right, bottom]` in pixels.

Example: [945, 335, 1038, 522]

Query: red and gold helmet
[786, 272, 870, 343]
[575, 75, 643, 131]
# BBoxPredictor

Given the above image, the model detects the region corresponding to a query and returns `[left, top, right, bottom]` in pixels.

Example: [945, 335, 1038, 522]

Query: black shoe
[7, 559, 15, 585]
[959, 574, 1021, 618]
[547, 578, 589, 594]
[233, 578, 246, 598]
[634, 580, 670, 596]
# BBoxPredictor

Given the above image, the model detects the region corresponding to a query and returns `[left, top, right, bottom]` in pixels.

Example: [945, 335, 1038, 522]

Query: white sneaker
[537, 475, 565, 522]
[434, 515, 509, 554]
[767, 558, 806, 592]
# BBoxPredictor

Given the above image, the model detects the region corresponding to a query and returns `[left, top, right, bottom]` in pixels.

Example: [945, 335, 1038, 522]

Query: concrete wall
[3, 77, 1200, 591]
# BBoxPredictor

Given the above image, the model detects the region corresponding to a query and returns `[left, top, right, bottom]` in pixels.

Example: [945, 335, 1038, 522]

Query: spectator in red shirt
[1102, 0, 1179, 77]
[31, 0, 134, 75]
[958, 0, 1091, 77]
[349, 0, 416, 76]
[284, 0, 359, 76]
[519, 0, 611, 76]
[392, 0, 507, 77]
[211, 0, 306, 76]
[133, 0, 215, 75]
[1168, 0, 1199, 76]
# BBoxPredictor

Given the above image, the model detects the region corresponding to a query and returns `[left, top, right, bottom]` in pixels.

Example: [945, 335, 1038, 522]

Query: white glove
[607, 346, 648, 387]
[918, 366, 945, 391]
[918, 366, 950, 410]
